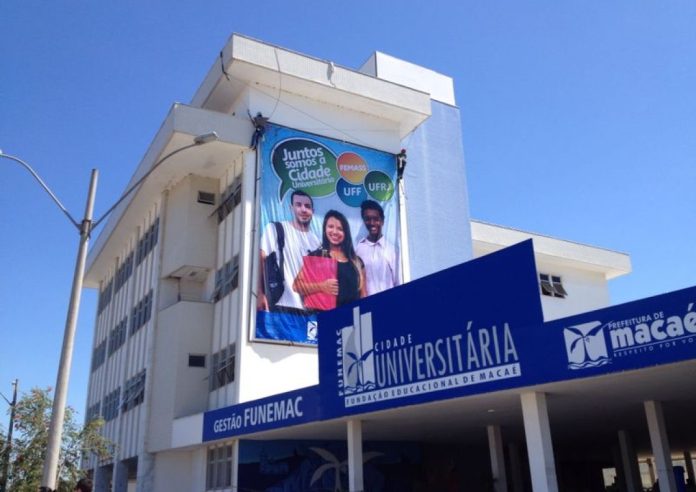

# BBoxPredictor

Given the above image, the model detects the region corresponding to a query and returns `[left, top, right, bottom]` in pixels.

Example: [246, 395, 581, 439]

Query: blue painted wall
[403, 101, 472, 279]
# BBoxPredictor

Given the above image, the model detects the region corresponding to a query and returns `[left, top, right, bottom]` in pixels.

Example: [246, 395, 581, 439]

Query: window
[539, 273, 568, 298]
[114, 252, 134, 293]
[215, 181, 242, 223]
[102, 388, 121, 421]
[197, 191, 216, 205]
[135, 218, 160, 266]
[206, 445, 233, 490]
[189, 354, 206, 368]
[209, 344, 235, 391]
[86, 402, 101, 422]
[121, 370, 146, 413]
[130, 290, 153, 335]
[212, 255, 239, 302]
[108, 316, 128, 356]
[97, 280, 113, 315]
[91, 340, 107, 372]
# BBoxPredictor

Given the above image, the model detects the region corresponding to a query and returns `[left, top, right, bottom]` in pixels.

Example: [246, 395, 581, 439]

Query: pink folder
[302, 256, 337, 311]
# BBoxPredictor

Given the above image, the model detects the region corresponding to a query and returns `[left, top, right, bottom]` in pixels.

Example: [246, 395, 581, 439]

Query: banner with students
[255, 124, 402, 345]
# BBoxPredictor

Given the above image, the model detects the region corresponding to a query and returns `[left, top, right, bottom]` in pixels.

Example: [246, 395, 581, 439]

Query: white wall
[160, 175, 218, 280]
[152, 450, 198, 492]
[536, 259, 611, 321]
[148, 302, 213, 452]
[86, 203, 162, 467]
[244, 86, 404, 153]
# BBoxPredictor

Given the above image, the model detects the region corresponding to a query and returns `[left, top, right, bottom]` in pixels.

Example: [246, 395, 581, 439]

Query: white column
[507, 442, 525, 492]
[135, 453, 155, 492]
[612, 446, 625, 491]
[231, 439, 240, 492]
[644, 400, 677, 492]
[488, 425, 508, 492]
[347, 419, 364, 492]
[684, 451, 695, 486]
[237, 150, 258, 403]
[521, 392, 558, 492]
[618, 430, 643, 492]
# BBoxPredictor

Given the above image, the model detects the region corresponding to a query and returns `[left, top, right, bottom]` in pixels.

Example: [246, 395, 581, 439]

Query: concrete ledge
[191, 34, 432, 138]
[171, 412, 204, 450]
[471, 219, 631, 279]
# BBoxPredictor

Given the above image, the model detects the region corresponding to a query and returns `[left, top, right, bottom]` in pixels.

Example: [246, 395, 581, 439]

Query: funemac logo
[563, 321, 611, 370]
[307, 320, 318, 343]
[339, 307, 376, 396]
[563, 302, 696, 370]
[335, 307, 521, 408]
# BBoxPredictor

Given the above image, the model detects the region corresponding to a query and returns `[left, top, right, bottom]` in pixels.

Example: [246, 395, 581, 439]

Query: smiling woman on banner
[293, 209, 366, 310]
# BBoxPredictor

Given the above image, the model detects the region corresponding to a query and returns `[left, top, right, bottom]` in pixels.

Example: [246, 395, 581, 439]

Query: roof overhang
[85, 104, 252, 287]
[471, 220, 632, 280]
[190, 34, 432, 140]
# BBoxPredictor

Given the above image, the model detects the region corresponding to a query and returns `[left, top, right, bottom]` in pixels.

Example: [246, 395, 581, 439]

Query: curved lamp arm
[0, 151, 81, 230]
[91, 131, 218, 229]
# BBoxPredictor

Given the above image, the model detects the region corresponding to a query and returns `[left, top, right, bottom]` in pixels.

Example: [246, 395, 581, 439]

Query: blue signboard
[203, 386, 321, 442]
[204, 240, 696, 442]
[318, 240, 545, 418]
[535, 285, 696, 383]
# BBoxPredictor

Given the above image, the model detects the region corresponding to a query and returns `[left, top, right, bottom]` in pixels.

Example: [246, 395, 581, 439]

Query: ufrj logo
[340, 307, 376, 395]
[563, 321, 611, 370]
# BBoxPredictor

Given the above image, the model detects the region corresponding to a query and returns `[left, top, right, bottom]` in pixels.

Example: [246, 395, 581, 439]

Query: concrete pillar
[113, 460, 129, 492]
[230, 440, 240, 492]
[644, 400, 677, 492]
[488, 425, 508, 492]
[190, 448, 207, 491]
[347, 419, 364, 492]
[619, 430, 643, 492]
[521, 392, 558, 492]
[135, 453, 154, 492]
[684, 451, 695, 486]
[612, 446, 626, 492]
[93, 465, 112, 492]
[508, 442, 525, 492]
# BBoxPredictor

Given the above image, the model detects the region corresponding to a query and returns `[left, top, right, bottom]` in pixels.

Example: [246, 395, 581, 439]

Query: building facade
[83, 35, 695, 492]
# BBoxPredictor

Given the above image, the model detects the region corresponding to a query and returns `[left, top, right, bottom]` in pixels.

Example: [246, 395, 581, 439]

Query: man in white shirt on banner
[355, 200, 400, 296]
[258, 190, 321, 312]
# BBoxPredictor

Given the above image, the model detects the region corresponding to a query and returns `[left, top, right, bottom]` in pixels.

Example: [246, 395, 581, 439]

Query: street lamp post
[41, 168, 98, 492]
[0, 131, 218, 491]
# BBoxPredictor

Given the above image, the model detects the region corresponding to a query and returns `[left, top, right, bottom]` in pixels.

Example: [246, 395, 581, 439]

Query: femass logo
[340, 307, 376, 396]
[563, 321, 611, 370]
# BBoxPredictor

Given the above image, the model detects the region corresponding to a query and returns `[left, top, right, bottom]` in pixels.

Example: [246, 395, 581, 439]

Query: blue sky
[1, 2, 695, 416]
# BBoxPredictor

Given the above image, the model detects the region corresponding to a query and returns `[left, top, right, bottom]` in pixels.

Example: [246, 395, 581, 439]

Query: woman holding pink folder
[293, 210, 366, 310]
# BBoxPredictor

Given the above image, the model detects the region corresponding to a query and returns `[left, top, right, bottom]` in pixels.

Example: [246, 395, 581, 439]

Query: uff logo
[563, 321, 611, 370]
[339, 307, 376, 395]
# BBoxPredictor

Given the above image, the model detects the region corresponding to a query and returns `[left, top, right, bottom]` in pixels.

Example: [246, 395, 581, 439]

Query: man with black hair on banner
[258, 190, 321, 313]
[355, 199, 400, 296]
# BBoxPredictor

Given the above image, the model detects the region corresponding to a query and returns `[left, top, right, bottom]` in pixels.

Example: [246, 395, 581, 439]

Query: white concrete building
[82, 34, 696, 492]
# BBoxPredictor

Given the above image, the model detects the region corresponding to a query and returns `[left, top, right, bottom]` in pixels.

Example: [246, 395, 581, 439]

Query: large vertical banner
[255, 124, 401, 345]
